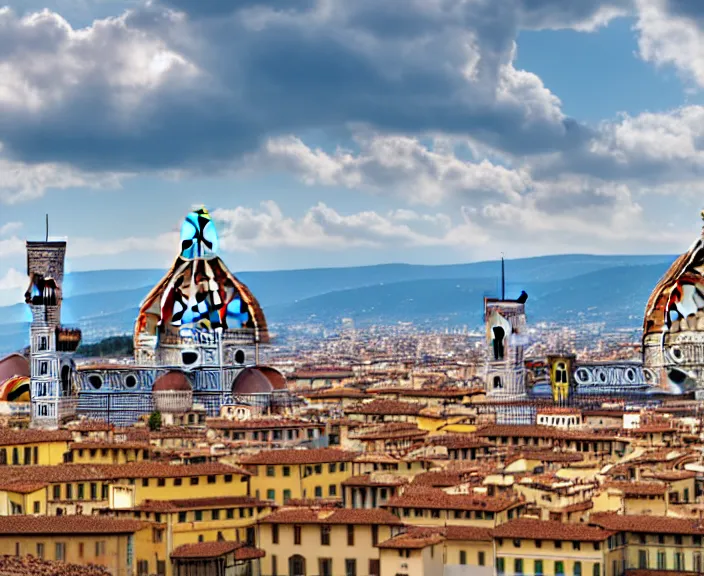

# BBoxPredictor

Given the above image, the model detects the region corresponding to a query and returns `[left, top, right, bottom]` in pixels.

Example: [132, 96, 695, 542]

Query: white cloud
[213, 201, 489, 251]
[0, 142, 126, 203]
[259, 133, 531, 206]
[634, 0, 704, 89]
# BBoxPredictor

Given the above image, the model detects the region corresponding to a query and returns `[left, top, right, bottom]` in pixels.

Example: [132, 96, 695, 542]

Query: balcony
[56, 327, 82, 352]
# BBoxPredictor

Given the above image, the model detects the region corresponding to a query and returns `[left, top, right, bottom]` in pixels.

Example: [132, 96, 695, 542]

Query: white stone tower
[483, 260, 528, 400]
[483, 293, 528, 400]
[26, 239, 80, 428]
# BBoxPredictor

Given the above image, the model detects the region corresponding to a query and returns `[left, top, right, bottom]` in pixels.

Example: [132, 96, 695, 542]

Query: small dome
[0, 354, 30, 384]
[257, 366, 287, 390]
[152, 371, 193, 413]
[232, 367, 285, 395]
[152, 371, 193, 392]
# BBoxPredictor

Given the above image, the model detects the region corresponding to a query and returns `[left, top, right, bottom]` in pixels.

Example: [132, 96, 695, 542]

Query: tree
[148, 411, 162, 431]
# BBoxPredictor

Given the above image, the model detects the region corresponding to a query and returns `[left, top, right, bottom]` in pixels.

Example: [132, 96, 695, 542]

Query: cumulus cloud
[634, 0, 704, 89]
[0, 0, 597, 174]
[0, 142, 124, 203]
[212, 201, 488, 251]
[258, 133, 531, 205]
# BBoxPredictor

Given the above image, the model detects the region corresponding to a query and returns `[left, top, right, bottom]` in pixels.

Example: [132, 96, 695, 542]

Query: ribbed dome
[232, 367, 286, 395]
[152, 370, 192, 392]
[0, 354, 30, 384]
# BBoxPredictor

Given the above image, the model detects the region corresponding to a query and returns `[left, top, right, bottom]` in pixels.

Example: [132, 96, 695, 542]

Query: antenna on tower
[45, 214, 49, 242]
[501, 253, 505, 300]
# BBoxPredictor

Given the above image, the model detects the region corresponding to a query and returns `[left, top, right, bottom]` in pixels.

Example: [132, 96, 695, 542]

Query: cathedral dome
[643, 215, 704, 392]
[153, 370, 193, 392]
[134, 207, 269, 355]
[0, 354, 30, 384]
[232, 367, 286, 395]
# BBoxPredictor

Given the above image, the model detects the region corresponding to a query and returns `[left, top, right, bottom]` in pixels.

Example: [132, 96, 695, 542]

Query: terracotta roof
[303, 388, 369, 399]
[0, 428, 71, 446]
[240, 448, 358, 465]
[445, 525, 493, 541]
[0, 462, 247, 484]
[505, 450, 584, 464]
[368, 386, 482, 398]
[345, 399, 425, 416]
[291, 370, 354, 379]
[69, 442, 150, 451]
[377, 527, 444, 549]
[342, 474, 410, 487]
[0, 556, 111, 576]
[259, 507, 402, 525]
[492, 519, 614, 541]
[170, 541, 265, 560]
[134, 496, 270, 512]
[0, 515, 148, 535]
[429, 434, 493, 450]
[604, 481, 668, 496]
[0, 482, 48, 494]
[208, 418, 322, 430]
[591, 513, 704, 535]
[351, 423, 428, 441]
[476, 424, 613, 441]
[386, 488, 520, 512]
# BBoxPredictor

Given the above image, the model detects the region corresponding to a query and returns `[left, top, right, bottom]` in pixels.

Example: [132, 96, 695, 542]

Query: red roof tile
[170, 541, 265, 560]
[0, 515, 149, 535]
[386, 488, 520, 512]
[591, 513, 704, 535]
[240, 448, 358, 465]
[259, 507, 401, 525]
[492, 519, 614, 541]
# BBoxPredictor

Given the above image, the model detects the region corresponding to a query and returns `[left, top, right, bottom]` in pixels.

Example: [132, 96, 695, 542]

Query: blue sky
[1, 0, 704, 305]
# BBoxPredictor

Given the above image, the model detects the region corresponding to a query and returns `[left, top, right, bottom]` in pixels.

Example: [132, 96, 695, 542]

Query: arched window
[493, 376, 503, 389]
[555, 362, 568, 384]
[492, 327, 505, 361]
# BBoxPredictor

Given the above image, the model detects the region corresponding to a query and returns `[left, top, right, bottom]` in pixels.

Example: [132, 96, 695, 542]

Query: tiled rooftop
[492, 518, 614, 541]
[591, 513, 704, 535]
[170, 541, 265, 560]
[0, 462, 247, 483]
[0, 515, 149, 535]
[259, 507, 402, 525]
[240, 448, 358, 465]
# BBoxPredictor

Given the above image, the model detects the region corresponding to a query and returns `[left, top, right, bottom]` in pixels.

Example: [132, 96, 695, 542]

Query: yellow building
[444, 525, 494, 573]
[257, 506, 402, 576]
[384, 487, 523, 527]
[67, 441, 151, 464]
[0, 429, 71, 466]
[591, 513, 704, 573]
[0, 462, 250, 515]
[239, 448, 357, 505]
[114, 495, 275, 550]
[0, 514, 165, 576]
[493, 518, 616, 576]
[377, 527, 445, 576]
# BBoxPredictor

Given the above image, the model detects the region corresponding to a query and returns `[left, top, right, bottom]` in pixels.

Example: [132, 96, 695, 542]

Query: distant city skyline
[0, 0, 704, 305]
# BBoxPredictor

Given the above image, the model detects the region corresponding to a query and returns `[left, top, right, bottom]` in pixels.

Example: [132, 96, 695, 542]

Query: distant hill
[0, 254, 677, 355]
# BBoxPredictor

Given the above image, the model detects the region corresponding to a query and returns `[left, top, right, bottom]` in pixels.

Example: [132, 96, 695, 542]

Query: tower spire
[501, 253, 505, 300]
[45, 214, 48, 242]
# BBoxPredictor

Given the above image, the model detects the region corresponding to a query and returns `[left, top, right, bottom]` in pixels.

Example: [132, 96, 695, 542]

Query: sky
[1, 0, 704, 305]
